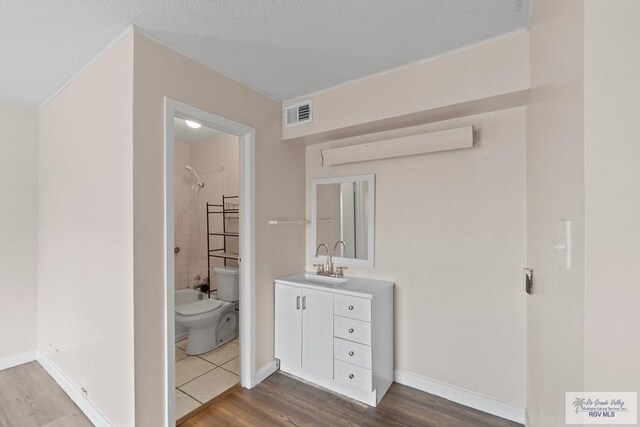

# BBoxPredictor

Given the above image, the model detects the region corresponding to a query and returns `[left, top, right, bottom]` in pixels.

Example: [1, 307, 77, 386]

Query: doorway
[164, 98, 255, 425]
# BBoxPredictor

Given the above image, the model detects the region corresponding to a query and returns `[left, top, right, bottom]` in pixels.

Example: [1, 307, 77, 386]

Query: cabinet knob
[348, 351, 355, 356]
[348, 374, 354, 379]
[348, 328, 354, 333]
[348, 305, 354, 311]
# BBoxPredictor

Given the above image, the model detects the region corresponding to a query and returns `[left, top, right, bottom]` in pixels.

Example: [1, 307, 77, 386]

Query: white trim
[39, 26, 134, 109]
[255, 359, 280, 384]
[164, 98, 256, 426]
[394, 370, 527, 425]
[238, 127, 257, 390]
[37, 352, 112, 426]
[311, 174, 375, 268]
[164, 103, 176, 427]
[0, 351, 36, 371]
[283, 28, 529, 106]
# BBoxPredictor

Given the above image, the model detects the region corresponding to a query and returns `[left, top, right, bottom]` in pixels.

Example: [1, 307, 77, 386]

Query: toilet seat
[176, 298, 223, 316]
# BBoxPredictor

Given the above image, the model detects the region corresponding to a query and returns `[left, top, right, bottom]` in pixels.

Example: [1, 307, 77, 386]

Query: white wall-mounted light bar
[321, 125, 473, 166]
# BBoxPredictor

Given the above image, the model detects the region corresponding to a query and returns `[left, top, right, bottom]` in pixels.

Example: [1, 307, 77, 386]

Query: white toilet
[175, 266, 239, 355]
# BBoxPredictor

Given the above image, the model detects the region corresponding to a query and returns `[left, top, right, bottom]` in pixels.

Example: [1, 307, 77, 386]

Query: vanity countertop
[275, 272, 393, 299]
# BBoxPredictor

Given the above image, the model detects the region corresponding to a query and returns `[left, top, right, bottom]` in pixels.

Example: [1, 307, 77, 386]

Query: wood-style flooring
[181, 372, 523, 427]
[0, 362, 522, 427]
[0, 362, 91, 427]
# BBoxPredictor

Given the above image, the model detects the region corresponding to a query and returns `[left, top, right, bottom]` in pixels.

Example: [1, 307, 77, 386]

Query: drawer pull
[349, 351, 355, 356]
[335, 318, 371, 345]
[335, 295, 371, 322]
[334, 359, 372, 390]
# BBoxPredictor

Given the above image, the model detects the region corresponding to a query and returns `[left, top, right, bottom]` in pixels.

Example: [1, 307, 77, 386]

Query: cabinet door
[275, 283, 302, 368]
[302, 288, 334, 379]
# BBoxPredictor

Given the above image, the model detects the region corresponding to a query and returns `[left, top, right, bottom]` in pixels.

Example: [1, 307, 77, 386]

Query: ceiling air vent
[284, 101, 312, 127]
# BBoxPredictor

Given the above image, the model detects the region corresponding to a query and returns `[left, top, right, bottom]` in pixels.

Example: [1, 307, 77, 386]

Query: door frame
[164, 98, 256, 425]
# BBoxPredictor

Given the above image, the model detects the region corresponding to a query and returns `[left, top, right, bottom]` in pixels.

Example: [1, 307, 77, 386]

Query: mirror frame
[311, 174, 375, 268]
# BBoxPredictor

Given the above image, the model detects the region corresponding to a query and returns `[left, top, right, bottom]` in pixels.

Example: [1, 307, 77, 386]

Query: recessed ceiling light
[185, 120, 202, 129]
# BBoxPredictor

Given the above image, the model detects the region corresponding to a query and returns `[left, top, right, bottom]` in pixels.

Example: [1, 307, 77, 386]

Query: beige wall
[37, 34, 135, 426]
[584, 0, 640, 392]
[0, 102, 38, 361]
[306, 108, 527, 409]
[284, 32, 529, 142]
[132, 32, 305, 426]
[526, 1, 586, 425]
[190, 134, 239, 193]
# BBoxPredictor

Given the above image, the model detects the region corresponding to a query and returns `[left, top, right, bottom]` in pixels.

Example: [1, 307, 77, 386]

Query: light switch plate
[555, 220, 571, 270]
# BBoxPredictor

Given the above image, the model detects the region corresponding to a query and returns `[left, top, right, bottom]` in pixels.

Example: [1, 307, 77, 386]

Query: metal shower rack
[206, 195, 239, 286]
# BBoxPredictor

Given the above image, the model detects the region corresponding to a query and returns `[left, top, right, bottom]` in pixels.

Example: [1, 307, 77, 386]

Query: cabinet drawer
[334, 337, 371, 369]
[334, 360, 372, 391]
[334, 294, 371, 322]
[334, 316, 371, 345]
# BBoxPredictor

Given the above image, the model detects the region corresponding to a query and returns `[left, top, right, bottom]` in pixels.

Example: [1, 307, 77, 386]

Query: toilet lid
[176, 299, 223, 316]
[213, 266, 239, 276]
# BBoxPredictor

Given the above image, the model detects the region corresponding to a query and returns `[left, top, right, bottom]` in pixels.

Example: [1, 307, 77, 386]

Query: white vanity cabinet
[274, 284, 334, 379]
[274, 273, 394, 407]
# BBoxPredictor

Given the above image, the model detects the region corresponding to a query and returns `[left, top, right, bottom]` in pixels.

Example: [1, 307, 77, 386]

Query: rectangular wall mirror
[311, 174, 375, 268]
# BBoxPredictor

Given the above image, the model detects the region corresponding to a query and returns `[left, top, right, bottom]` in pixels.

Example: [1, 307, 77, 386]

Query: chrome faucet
[315, 243, 329, 258]
[333, 240, 347, 257]
[313, 242, 349, 277]
[314, 243, 330, 275]
[332, 241, 348, 277]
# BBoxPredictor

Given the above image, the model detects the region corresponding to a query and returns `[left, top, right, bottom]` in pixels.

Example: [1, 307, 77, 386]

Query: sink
[304, 273, 347, 285]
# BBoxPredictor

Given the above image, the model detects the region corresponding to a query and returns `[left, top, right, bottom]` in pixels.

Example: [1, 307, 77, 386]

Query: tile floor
[175, 336, 239, 420]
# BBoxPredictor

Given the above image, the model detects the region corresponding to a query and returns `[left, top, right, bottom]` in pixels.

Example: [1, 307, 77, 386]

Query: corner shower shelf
[206, 196, 239, 285]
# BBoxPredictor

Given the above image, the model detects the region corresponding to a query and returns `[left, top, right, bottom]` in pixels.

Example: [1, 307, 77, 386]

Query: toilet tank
[214, 266, 239, 301]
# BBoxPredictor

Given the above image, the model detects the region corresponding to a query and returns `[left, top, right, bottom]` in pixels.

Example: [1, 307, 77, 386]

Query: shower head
[184, 165, 205, 188]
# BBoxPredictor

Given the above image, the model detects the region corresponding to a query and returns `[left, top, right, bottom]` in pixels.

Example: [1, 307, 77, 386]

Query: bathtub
[175, 288, 206, 342]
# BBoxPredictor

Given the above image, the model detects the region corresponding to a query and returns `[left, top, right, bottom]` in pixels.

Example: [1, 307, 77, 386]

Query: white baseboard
[255, 358, 280, 385]
[394, 370, 526, 425]
[0, 351, 36, 371]
[37, 352, 112, 427]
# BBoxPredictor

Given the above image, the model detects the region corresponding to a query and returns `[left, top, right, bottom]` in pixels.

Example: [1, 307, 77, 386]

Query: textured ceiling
[0, 0, 530, 107]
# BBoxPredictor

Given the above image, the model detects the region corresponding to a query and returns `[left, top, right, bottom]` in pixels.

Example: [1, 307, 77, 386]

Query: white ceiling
[174, 118, 223, 144]
[1, 0, 530, 107]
